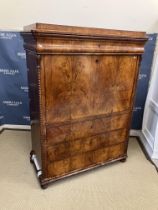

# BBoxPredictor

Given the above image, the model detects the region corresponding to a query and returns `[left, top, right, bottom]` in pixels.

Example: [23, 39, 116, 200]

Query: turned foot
[120, 158, 127, 163]
[30, 151, 34, 163]
[40, 183, 48, 189]
[30, 156, 34, 164]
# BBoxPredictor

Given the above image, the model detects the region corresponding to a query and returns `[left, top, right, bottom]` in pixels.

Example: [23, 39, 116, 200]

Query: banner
[0, 32, 30, 128]
[131, 34, 157, 129]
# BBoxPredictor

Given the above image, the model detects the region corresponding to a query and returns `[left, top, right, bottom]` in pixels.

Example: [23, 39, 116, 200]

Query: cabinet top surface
[24, 23, 147, 40]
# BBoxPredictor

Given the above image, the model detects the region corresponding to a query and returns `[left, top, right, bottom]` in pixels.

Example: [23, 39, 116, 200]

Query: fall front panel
[43, 55, 138, 124]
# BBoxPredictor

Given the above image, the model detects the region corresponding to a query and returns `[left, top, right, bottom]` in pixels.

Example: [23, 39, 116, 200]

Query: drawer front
[44, 55, 137, 124]
[47, 142, 126, 178]
[46, 112, 129, 145]
[47, 128, 127, 162]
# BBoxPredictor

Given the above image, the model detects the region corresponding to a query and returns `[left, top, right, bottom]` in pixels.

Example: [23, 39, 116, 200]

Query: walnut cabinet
[21, 23, 147, 188]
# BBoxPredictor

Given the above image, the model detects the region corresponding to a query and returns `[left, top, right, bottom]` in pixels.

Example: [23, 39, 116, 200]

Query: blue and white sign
[131, 34, 157, 129]
[0, 32, 30, 127]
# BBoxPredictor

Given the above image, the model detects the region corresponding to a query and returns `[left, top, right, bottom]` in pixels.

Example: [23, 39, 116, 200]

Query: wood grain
[44, 55, 137, 124]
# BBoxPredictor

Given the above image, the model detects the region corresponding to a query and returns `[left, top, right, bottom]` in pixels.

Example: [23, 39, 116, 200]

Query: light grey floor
[0, 130, 158, 210]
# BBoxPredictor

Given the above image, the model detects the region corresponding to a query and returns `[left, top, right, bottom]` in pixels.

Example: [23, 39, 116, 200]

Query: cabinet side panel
[26, 51, 41, 165]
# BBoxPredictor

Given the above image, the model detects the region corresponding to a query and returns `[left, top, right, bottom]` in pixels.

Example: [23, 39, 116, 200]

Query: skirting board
[130, 129, 158, 170]
[0, 124, 31, 132]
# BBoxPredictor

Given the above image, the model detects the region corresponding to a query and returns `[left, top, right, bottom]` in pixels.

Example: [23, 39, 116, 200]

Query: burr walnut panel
[47, 142, 126, 178]
[44, 55, 137, 124]
[47, 129, 127, 162]
[46, 112, 129, 145]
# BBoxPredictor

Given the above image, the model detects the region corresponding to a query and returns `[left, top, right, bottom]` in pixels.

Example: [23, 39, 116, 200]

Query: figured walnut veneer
[21, 23, 147, 188]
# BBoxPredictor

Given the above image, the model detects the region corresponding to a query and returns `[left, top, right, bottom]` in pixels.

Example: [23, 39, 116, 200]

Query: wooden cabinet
[21, 23, 147, 188]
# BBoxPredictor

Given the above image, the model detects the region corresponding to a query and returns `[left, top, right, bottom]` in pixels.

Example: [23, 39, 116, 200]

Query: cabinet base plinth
[120, 157, 127, 162]
[30, 152, 127, 189]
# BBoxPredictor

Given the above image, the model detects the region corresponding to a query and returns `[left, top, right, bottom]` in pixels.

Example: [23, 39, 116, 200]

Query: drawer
[47, 128, 127, 162]
[47, 142, 126, 178]
[46, 112, 129, 145]
[93, 142, 126, 164]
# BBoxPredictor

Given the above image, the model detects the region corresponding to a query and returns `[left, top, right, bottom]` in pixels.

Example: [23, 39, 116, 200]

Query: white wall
[141, 36, 158, 161]
[0, 0, 158, 32]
